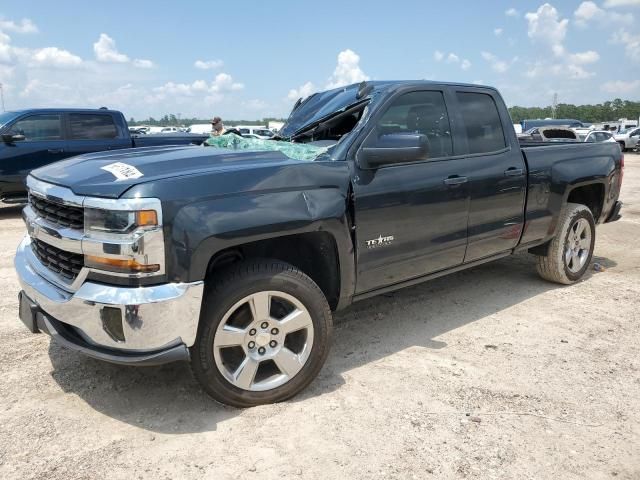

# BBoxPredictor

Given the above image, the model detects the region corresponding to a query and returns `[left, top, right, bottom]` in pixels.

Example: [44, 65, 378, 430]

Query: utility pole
[551, 93, 558, 119]
[0, 83, 5, 112]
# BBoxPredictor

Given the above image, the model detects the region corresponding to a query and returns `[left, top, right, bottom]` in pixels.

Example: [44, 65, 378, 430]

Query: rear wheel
[618, 141, 627, 152]
[536, 202, 595, 285]
[190, 260, 332, 407]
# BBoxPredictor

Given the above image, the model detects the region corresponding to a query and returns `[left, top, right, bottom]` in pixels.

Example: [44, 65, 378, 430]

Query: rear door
[64, 112, 130, 157]
[450, 89, 527, 262]
[0, 113, 66, 196]
[352, 89, 470, 293]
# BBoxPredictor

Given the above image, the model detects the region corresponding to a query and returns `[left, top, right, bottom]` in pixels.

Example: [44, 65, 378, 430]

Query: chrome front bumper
[16, 235, 204, 364]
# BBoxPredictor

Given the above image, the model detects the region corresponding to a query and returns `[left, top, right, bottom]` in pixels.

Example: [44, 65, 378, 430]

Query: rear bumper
[605, 201, 623, 223]
[16, 235, 204, 365]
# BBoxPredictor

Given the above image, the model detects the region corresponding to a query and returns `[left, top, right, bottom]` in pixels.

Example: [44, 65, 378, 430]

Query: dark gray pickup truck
[15, 81, 623, 407]
[0, 108, 209, 202]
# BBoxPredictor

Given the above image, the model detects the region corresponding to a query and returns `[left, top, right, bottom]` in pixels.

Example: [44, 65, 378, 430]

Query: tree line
[508, 99, 640, 124]
[128, 98, 640, 126]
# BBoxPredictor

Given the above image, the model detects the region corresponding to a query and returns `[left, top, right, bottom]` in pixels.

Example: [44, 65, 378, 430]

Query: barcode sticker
[101, 162, 144, 181]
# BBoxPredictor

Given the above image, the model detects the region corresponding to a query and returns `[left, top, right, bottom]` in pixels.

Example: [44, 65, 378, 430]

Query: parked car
[578, 130, 616, 143]
[614, 127, 640, 152]
[0, 109, 210, 202]
[520, 118, 585, 131]
[518, 126, 579, 142]
[15, 81, 623, 407]
[236, 126, 275, 139]
[187, 124, 213, 135]
[160, 126, 179, 133]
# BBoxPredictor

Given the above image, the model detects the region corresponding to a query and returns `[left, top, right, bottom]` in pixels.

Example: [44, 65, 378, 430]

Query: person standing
[211, 116, 226, 136]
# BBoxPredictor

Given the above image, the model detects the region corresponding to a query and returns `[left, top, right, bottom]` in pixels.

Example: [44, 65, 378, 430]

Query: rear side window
[456, 92, 506, 154]
[8, 114, 62, 141]
[69, 114, 118, 140]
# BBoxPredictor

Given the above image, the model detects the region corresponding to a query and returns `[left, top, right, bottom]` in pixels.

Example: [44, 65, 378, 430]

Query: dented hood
[30, 144, 307, 198]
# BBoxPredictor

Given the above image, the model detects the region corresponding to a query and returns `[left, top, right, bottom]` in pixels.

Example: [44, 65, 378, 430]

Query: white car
[160, 127, 179, 133]
[236, 126, 275, 139]
[578, 130, 616, 143]
[187, 124, 213, 135]
[614, 127, 640, 151]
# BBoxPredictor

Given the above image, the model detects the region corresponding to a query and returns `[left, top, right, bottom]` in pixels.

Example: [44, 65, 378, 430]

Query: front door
[352, 90, 470, 293]
[0, 113, 67, 198]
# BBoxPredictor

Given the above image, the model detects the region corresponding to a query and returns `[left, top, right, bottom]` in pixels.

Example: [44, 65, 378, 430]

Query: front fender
[169, 187, 356, 303]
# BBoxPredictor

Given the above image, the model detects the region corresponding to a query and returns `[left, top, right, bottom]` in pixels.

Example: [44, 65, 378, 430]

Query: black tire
[618, 142, 627, 153]
[536, 202, 595, 285]
[190, 259, 332, 407]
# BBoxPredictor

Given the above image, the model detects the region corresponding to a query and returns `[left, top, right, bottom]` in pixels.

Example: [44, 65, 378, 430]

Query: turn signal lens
[136, 210, 158, 227]
[85, 255, 160, 273]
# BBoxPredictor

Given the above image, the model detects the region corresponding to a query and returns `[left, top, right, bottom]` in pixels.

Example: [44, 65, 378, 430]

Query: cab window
[8, 114, 62, 141]
[370, 91, 453, 159]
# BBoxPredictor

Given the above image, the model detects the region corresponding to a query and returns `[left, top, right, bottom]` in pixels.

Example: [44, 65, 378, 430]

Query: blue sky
[0, 0, 639, 120]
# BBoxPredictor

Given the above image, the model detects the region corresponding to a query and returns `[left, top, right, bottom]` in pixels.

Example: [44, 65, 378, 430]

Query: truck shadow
[0, 205, 24, 219]
[46, 252, 615, 434]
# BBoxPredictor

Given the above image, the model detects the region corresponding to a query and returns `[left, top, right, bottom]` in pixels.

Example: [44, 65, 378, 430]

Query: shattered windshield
[279, 84, 364, 139]
[205, 133, 330, 161]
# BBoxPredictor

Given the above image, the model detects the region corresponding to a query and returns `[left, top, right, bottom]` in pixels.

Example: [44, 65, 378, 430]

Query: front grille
[31, 239, 84, 281]
[30, 195, 84, 230]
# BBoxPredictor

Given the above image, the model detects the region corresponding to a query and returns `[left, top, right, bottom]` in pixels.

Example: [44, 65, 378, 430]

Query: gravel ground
[1, 153, 639, 480]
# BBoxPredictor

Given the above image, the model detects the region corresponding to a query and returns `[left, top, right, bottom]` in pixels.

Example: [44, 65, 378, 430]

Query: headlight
[84, 208, 158, 234]
[83, 206, 163, 275]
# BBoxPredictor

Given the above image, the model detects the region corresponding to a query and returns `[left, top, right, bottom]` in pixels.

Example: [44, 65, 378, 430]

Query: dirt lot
[1, 154, 639, 480]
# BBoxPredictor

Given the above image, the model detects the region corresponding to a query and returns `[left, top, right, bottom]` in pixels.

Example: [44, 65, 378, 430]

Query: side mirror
[358, 133, 429, 169]
[2, 134, 25, 143]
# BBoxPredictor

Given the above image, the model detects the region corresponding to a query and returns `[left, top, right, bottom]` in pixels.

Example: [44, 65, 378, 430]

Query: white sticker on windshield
[101, 162, 144, 181]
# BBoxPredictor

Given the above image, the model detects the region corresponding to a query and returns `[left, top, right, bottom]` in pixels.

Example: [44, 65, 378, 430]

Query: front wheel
[536, 202, 595, 284]
[190, 260, 332, 407]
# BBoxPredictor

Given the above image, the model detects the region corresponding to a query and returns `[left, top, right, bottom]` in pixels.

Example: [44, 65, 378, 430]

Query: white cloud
[574, 1, 633, 27]
[31, 47, 82, 68]
[481, 51, 510, 73]
[603, 0, 640, 7]
[287, 81, 316, 101]
[610, 29, 640, 62]
[525, 3, 568, 55]
[494, 28, 503, 36]
[434, 51, 470, 70]
[446, 53, 459, 64]
[326, 49, 369, 89]
[151, 73, 243, 103]
[568, 50, 600, 64]
[505, 8, 519, 17]
[567, 64, 595, 79]
[94, 33, 129, 63]
[194, 59, 223, 70]
[211, 72, 244, 92]
[133, 59, 154, 69]
[601, 79, 640, 93]
[93, 33, 153, 68]
[0, 17, 38, 34]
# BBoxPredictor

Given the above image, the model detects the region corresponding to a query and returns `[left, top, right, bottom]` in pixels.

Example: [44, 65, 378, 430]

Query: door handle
[47, 148, 64, 154]
[504, 167, 524, 177]
[443, 175, 468, 186]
